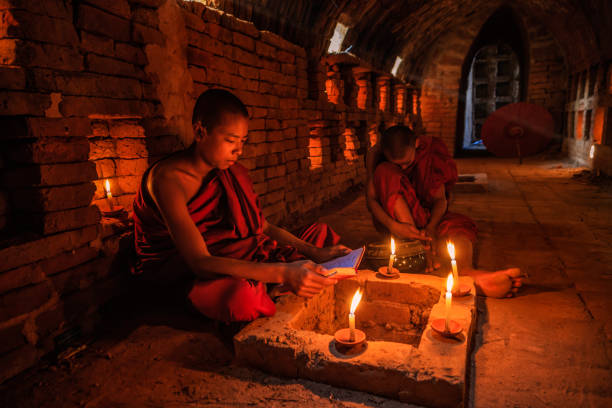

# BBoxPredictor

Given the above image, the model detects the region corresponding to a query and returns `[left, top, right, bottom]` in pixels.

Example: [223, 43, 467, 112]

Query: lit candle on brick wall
[104, 179, 114, 211]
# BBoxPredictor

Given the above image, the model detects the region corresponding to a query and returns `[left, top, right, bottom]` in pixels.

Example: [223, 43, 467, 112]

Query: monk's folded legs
[188, 278, 276, 322]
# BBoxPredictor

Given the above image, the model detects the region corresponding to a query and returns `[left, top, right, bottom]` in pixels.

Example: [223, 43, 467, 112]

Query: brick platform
[234, 270, 477, 408]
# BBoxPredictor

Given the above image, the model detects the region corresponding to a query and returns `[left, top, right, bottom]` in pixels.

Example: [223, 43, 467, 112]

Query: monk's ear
[414, 138, 420, 149]
[193, 121, 206, 142]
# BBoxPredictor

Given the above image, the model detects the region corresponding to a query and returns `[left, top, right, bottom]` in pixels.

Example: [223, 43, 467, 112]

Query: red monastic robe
[133, 162, 339, 322]
[374, 136, 477, 242]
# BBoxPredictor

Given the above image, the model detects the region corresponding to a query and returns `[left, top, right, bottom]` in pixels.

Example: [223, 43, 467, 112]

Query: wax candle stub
[445, 273, 453, 332]
[388, 238, 396, 274]
[348, 289, 362, 342]
[447, 242, 459, 291]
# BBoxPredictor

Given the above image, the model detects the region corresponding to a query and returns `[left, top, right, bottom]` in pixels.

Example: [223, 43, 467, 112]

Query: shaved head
[192, 89, 249, 130]
[381, 125, 418, 160]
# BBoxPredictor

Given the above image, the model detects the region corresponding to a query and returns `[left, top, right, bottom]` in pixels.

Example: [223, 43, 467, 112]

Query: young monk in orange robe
[366, 125, 522, 298]
[133, 89, 349, 322]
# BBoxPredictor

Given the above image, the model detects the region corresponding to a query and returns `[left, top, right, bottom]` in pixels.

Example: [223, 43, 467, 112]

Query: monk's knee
[225, 280, 275, 322]
[189, 278, 275, 322]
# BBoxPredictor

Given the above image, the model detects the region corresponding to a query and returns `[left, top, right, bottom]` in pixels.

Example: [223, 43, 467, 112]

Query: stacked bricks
[0, 0, 414, 383]
[0, 0, 162, 383]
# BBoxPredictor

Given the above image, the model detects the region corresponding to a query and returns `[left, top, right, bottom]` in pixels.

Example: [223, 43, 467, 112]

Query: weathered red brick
[206, 22, 232, 43]
[40, 245, 100, 277]
[127, 0, 165, 7]
[233, 31, 255, 51]
[260, 30, 295, 52]
[9, 138, 90, 164]
[0, 323, 26, 355]
[41, 206, 100, 235]
[60, 95, 154, 118]
[77, 4, 131, 42]
[0, 162, 97, 187]
[131, 22, 163, 45]
[0, 225, 97, 272]
[0, 39, 83, 70]
[86, 54, 145, 79]
[13, 183, 96, 212]
[80, 31, 114, 55]
[0, 91, 50, 116]
[115, 158, 148, 176]
[0, 66, 26, 90]
[0, 282, 53, 321]
[34, 305, 64, 342]
[183, 8, 205, 32]
[221, 13, 259, 38]
[50, 260, 98, 296]
[114, 42, 147, 66]
[109, 121, 145, 138]
[187, 45, 213, 67]
[0, 263, 45, 294]
[189, 66, 207, 84]
[85, 0, 131, 19]
[115, 138, 148, 159]
[0, 345, 38, 384]
[0, 10, 78, 46]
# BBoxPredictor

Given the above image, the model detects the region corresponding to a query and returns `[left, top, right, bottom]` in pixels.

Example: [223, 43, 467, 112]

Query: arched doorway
[463, 43, 521, 150]
[456, 7, 528, 155]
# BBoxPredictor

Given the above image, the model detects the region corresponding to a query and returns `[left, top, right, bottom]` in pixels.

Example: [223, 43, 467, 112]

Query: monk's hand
[392, 222, 431, 242]
[309, 245, 351, 263]
[283, 260, 337, 298]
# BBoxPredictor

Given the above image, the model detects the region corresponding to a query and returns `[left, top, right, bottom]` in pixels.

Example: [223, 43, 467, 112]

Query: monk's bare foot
[470, 268, 523, 298]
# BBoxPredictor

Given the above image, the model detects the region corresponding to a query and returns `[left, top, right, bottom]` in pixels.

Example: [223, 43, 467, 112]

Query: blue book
[320, 246, 365, 278]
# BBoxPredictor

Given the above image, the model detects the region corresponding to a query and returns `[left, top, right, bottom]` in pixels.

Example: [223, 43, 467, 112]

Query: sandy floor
[1, 157, 611, 407]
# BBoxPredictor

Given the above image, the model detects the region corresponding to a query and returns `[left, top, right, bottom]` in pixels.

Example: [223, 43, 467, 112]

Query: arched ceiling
[199, 0, 611, 77]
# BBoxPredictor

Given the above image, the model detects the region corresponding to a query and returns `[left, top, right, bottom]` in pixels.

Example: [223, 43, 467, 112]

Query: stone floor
[1, 157, 611, 407]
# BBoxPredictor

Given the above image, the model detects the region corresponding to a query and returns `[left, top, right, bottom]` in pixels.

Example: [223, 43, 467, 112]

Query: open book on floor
[320, 246, 365, 279]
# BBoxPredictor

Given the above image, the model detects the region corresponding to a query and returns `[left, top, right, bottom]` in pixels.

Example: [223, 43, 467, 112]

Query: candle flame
[349, 289, 362, 314]
[446, 273, 454, 293]
[446, 241, 455, 260]
[104, 179, 111, 195]
[390, 237, 395, 255]
[590, 144, 595, 159]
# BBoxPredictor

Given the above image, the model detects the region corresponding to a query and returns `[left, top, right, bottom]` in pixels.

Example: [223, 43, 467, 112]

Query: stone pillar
[393, 82, 407, 116]
[376, 75, 392, 112]
[353, 68, 373, 110]
[325, 63, 343, 105]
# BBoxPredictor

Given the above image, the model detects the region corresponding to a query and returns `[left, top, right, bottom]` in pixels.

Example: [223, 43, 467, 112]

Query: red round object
[431, 318, 462, 337]
[481, 102, 554, 158]
[334, 328, 366, 346]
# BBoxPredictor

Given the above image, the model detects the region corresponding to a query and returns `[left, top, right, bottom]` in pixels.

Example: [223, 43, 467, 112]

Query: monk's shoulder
[429, 136, 451, 155]
[149, 155, 199, 199]
[374, 161, 403, 178]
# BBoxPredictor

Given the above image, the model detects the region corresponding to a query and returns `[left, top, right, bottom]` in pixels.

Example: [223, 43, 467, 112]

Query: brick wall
[0, 0, 413, 382]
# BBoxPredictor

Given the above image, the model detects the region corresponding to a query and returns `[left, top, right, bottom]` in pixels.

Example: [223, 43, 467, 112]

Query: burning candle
[104, 179, 114, 211]
[445, 273, 453, 332]
[388, 237, 396, 274]
[348, 288, 362, 341]
[446, 241, 458, 292]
